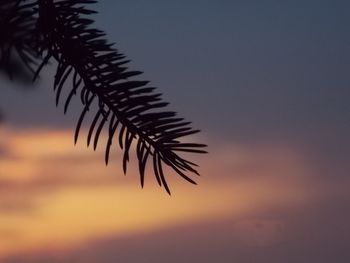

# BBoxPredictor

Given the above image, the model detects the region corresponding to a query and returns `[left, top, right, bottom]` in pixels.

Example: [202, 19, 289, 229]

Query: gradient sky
[0, 1, 349, 262]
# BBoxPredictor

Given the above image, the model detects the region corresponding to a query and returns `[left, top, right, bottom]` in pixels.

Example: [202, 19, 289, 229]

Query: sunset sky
[0, 1, 350, 262]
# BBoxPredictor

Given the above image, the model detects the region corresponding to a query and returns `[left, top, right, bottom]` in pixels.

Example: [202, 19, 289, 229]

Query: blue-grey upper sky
[1, 0, 349, 178]
[1, 0, 349, 144]
[96, 0, 350, 141]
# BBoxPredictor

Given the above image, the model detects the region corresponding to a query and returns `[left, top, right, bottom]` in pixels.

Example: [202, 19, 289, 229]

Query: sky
[0, 0, 350, 262]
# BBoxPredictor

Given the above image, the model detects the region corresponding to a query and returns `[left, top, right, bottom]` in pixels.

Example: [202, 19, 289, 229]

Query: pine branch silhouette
[0, 0, 207, 194]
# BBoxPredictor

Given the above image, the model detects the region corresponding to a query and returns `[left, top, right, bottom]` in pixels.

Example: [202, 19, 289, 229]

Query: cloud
[0, 126, 349, 262]
[0, 190, 35, 214]
[3, 196, 350, 263]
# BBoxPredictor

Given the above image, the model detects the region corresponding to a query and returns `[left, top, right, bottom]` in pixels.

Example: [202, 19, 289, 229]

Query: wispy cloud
[0, 125, 349, 262]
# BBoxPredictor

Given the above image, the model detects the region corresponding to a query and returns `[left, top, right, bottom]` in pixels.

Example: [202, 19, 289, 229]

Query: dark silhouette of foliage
[0, 0, 40, 78]
[0, 0, 207, 194]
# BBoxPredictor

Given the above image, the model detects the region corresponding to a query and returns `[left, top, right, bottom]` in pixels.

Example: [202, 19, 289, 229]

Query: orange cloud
[0, 126, 317, 258]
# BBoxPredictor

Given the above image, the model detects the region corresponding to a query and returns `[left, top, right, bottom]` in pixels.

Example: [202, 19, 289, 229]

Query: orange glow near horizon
[0, 126, 314, 258]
